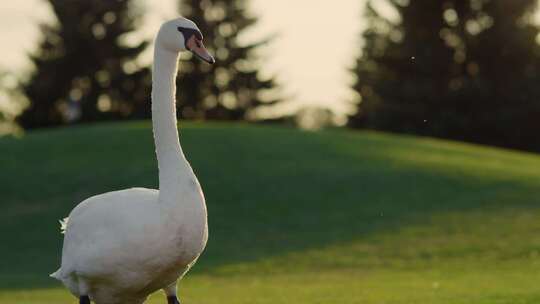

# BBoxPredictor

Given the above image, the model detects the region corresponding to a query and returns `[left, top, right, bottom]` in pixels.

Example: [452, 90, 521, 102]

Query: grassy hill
[1, 122, 540, 304]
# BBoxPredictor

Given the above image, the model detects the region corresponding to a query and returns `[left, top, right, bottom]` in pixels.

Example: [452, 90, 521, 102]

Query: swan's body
[52, 187, 207, 303]
[51, 18, 214, 304]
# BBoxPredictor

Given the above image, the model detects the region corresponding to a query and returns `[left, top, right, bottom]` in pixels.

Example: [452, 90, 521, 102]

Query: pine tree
[350, 0, 540, 151]
[18, 0, 151, 129]
[175, 0, 279, 120]
[462, 0, 540, 149]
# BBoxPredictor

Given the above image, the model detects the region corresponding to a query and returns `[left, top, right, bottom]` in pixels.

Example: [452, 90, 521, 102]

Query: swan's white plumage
[51, 17, 210, 304]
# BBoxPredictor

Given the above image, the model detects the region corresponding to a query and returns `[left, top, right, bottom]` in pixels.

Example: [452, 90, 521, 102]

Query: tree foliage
[18, 0, 151, 129]
[350, 0, 540, 151]
[175, 0, 280, 120]
[0, 71, 26, 135]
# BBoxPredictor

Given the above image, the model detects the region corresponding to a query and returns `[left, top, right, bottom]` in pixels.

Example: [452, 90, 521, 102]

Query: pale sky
[0, 1, 366, 115]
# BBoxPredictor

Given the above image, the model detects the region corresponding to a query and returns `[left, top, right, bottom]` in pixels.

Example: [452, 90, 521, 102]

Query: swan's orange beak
[186, 36, 215, 64]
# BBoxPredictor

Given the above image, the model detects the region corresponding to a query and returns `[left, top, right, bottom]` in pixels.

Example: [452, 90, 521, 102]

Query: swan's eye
[177, 27, 203, 43]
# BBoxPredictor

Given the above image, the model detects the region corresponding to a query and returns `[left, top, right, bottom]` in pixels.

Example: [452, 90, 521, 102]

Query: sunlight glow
[0, 0, 366, 114]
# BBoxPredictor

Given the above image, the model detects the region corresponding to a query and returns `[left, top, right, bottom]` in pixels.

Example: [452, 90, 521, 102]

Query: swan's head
[157, 17, 215, 64]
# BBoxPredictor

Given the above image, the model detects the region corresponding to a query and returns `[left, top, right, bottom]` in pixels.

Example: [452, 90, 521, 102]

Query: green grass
[2, 121, 540, 303]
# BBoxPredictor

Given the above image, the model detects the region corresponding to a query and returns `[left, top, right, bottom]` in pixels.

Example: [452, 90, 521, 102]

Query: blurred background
[3, 0, 540, 151]
[0, 0, 361, 133]
[3, 0, 540, 303]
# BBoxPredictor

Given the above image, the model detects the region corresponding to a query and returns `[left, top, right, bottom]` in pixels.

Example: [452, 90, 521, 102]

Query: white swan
[51, 17, 215, 304]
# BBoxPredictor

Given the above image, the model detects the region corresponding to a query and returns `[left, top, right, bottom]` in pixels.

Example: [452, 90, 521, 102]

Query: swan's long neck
[151, 46, 192, 203]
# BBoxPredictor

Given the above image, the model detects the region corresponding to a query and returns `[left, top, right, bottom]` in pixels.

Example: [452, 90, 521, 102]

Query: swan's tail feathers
[50, 269, 62, 280]
[50, 269, 80, 296]
[59, 217, 69, 234]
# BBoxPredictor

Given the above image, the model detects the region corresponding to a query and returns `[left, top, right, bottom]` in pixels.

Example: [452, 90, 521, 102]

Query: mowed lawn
[2, 122, 540, 304]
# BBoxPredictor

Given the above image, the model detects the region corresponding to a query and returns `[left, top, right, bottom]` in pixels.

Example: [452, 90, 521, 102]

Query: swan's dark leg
[164, 280, 179, 304]
[80, 295, 90, 304]
[167, 295, 180, 304]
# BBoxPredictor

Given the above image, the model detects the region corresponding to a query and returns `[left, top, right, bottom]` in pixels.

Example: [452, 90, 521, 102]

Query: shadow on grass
[1, 122, 540, 289]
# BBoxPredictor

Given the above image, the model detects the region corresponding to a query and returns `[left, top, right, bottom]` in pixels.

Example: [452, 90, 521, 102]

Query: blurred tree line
[17, 0, 278, 129]
[10, 0, 540, 152]
[350, 0, 540, 151]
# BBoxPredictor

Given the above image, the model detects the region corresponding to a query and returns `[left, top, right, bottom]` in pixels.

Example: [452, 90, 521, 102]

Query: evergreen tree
[350, 0, 540, 151]
[18, 0, 151, 129]
[463, 0, 540, 149]
[175, 0, 279, 120]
